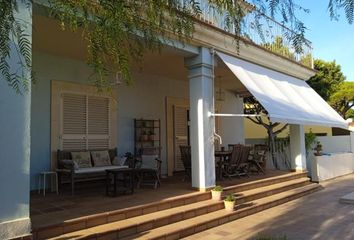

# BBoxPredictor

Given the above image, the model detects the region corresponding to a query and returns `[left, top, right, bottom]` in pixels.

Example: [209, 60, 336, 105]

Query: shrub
[224, 194, 235, 202]
[212, 185, 223, 192]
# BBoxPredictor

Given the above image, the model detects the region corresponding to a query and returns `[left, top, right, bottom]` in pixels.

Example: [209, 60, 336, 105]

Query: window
[60, 93, 110, 150]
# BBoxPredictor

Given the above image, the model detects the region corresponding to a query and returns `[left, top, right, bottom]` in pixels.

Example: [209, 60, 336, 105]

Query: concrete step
[45, 177, 312, 240]
[125, 184, 321, 240]
[33, 172, 308, 239]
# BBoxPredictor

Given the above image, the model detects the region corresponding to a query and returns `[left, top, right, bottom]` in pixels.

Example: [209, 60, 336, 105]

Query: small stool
[38, 171, 58, 196]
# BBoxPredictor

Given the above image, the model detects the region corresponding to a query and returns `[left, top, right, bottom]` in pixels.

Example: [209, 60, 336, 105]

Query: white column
[185, 47, 216, 190]
[350, 131, 354, 152]
[219, 93, 245, 145]
[289, 124, 307, 171]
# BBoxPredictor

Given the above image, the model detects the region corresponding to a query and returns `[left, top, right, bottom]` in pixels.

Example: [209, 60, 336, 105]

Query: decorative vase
[211, 190, 222, 201]
[141, 135, 148, 141]
[224, 200, 235, 211]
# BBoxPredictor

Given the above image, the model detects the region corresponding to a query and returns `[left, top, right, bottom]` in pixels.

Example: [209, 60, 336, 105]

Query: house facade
[0, 1, 348, 239]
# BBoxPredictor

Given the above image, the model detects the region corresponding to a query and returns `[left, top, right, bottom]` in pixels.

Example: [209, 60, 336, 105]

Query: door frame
[166, 97, 189, 176]
[166, 96, 221, 177]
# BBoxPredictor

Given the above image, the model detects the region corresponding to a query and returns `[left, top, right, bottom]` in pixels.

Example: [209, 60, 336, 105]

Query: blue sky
[296, 1, 354, 81]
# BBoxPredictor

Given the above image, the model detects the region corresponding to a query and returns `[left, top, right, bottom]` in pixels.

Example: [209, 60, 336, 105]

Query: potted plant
[305, 130, 317, 157]
[224, 194, 236, 211]
[211, 185, 223, 201]
[314, 141, 323, 156]
[148, 130, 154, 141]
[141, 130, 148, 141]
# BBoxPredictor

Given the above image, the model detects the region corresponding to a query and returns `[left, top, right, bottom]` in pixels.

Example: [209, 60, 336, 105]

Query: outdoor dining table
[215, 149, 232, 180]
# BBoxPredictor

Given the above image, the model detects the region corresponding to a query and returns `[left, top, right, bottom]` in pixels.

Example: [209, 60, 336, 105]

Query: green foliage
[347, 108, 354, 118]
[224, 194, 235, 202]
[305, 129, 317, 152]
[262, 36, 295, 60]
[48, 0, 202, 89]
[300, 53, 313, 67]
[307, 59, 346, 101]
[0, 0, 33, 94]
[212, 185, 223, 192]
[329, 81, 354, 118]
[329, 0, 354, 24]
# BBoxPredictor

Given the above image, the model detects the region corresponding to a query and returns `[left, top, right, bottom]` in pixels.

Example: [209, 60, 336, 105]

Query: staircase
[33, 172, 321, 240]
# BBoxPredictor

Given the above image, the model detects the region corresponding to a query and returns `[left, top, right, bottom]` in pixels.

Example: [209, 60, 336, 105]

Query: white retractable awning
[216, 51, 348, 129]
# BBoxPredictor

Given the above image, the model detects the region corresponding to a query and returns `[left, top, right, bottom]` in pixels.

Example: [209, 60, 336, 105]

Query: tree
[244, 96, 289, 169]
[307, 59, 346, 101]
[0, 0, 32, 93]
[329, 81, 354, 118]
[1, 0, 354, 91]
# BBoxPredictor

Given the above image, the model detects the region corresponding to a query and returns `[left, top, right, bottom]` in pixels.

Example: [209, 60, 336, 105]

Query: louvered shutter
[61, 93, 110, 150]
[173, 106, 189, 171]
[87, 96, 109, 149]
[61, 94, 87, 150]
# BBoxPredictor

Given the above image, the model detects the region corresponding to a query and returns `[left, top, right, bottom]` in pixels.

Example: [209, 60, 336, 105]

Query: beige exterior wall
[244, 118, 332, 139]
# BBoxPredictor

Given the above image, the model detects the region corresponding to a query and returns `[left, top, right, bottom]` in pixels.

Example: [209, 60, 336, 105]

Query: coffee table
[105, 168, 135, 197]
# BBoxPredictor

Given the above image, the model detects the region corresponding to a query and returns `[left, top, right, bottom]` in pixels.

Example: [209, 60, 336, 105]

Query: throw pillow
[71, 151, 92, 168]
[112, 156, 127, 166]
[91, 151, 112, 167]
[61, 159, 79, 170]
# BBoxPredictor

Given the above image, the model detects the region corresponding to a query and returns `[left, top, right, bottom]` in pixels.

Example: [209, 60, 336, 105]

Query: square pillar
[289, 124, 307, 172]
[0, 2, 32, 239]
[185, 47, 216, 190]
[350, 131, 354, 152]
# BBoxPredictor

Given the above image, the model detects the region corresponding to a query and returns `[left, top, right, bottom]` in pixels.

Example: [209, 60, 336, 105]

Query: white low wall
[317, 135, 352, 153]
[312, 153, 354, 182]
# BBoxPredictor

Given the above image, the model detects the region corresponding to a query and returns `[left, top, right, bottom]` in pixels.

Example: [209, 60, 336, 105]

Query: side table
[38, 171, 59, 196]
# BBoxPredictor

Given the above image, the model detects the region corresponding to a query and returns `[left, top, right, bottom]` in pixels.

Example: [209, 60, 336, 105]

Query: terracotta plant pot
[211, 190, 222, 201]
[224, 200, 235, 211]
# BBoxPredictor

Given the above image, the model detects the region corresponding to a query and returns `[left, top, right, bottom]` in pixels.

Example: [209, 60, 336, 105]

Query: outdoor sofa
[57, 148, 129, 194]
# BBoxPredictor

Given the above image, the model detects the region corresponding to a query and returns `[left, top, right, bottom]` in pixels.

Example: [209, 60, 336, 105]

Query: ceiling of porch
[33, 14, 247, 93]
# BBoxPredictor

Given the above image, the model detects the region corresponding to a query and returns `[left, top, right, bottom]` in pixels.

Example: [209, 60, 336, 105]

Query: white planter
[224, 200, 235, 211]
[211, 190, 222, 201]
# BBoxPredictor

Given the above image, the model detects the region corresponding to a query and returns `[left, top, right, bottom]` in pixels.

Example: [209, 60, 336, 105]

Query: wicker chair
[179, 146, 192, 181]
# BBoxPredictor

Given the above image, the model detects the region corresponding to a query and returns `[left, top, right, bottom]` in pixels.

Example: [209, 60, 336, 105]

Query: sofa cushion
[74, 165, 128, 174]
[140, 155, 159, 170]
[71, 151, 92, 168]
[91, 150, 111, 167]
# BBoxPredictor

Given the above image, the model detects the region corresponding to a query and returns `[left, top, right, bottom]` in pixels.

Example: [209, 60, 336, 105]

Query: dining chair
[179, 146, 192, 181]
[248, 144, 268, 174]
[224, 144, 243, 178]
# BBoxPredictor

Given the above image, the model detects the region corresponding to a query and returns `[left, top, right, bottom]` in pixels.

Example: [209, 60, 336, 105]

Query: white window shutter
[61, 94, 110, 150]
[88, 96, 109, 135]
[62, 94, 86, 135]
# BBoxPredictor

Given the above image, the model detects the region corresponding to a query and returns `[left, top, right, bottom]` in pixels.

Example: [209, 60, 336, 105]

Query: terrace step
[43, 176, 314, 240]
[32, 172, 309, 239]
[125, 183, 321, 240]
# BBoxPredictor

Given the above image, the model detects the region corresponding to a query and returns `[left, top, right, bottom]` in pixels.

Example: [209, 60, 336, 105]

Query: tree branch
[274, 124, 289, 135]
[247, 116, 261, 125]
